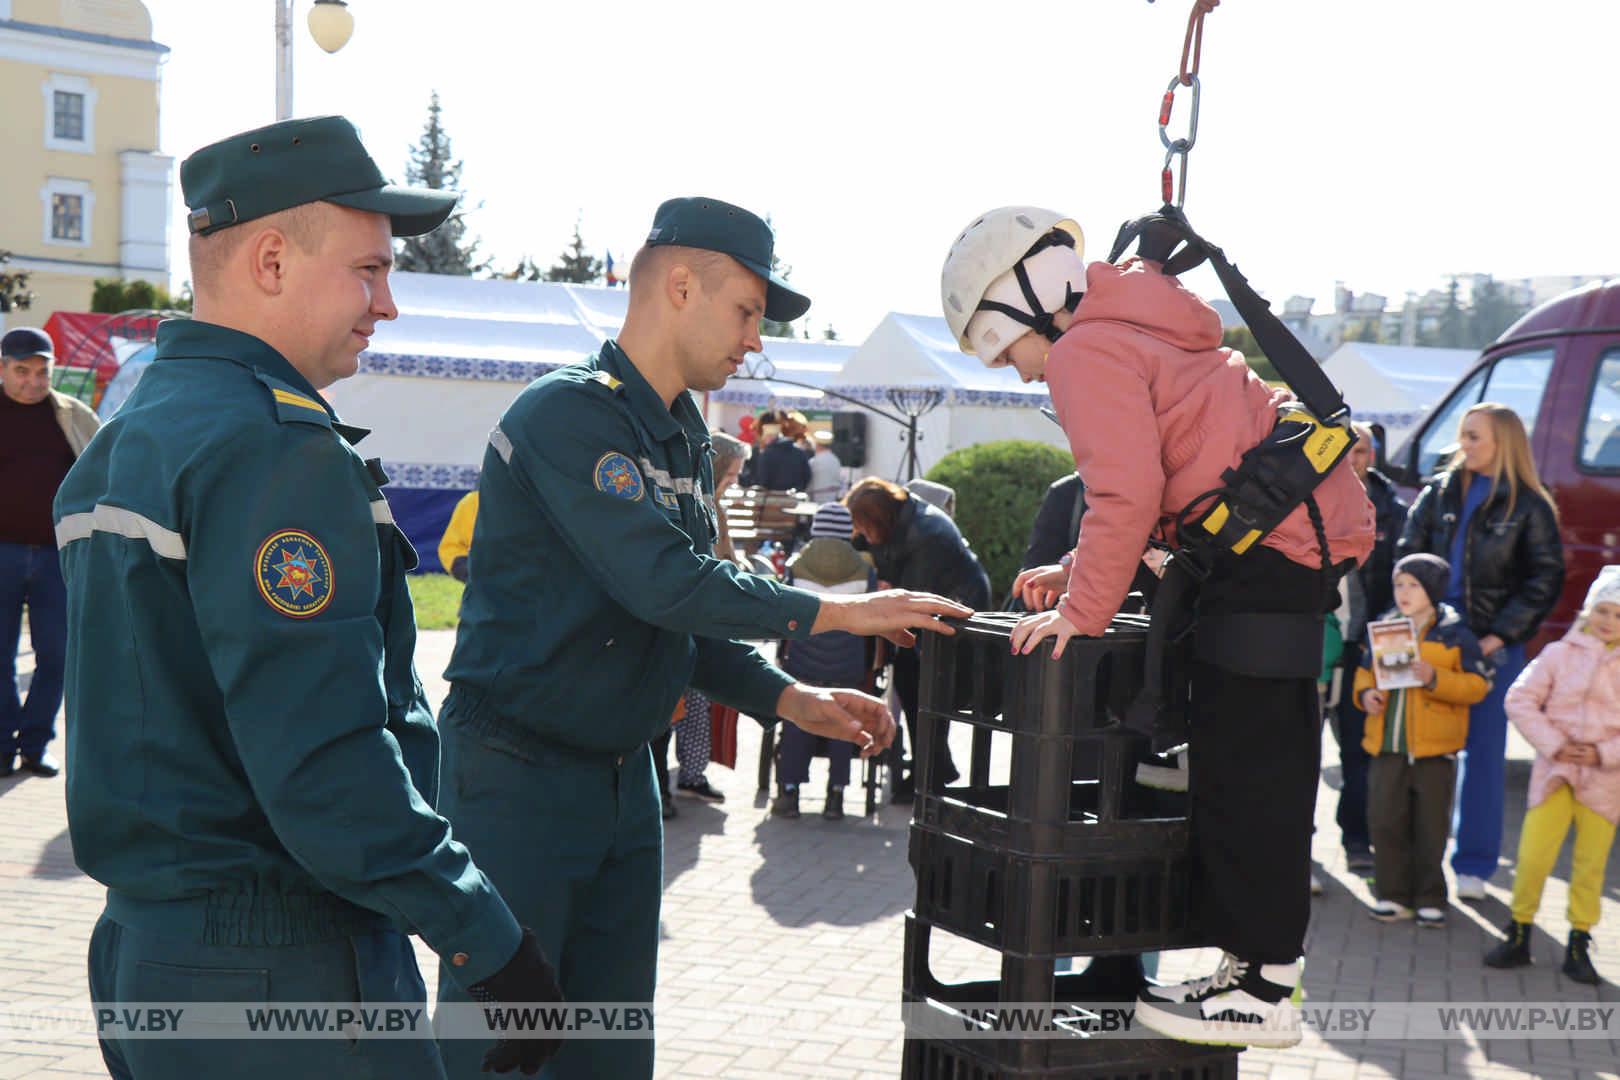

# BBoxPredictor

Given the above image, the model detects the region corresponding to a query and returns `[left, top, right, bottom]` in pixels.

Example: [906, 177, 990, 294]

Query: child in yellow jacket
[1354, 554, 1491, 927]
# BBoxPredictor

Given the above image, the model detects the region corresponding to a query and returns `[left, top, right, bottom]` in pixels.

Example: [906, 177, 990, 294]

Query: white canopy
[831, 312, 1049, 407]
[1322, 343, 1479, 441]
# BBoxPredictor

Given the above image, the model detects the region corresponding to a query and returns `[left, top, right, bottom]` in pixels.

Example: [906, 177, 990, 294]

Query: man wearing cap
[54, 117, 561, 1079]
[1, 326, 98, 779]
[436, 196, 971, 1079]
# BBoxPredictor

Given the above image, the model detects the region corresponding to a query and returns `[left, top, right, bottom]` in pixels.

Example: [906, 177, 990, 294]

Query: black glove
[469, 928, 565, 1075]
[450, 556, 470, 583]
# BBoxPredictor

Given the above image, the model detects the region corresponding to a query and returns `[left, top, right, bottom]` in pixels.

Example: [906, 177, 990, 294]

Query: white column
[119, 150, 174, 279]
[275, 0, 294, 120]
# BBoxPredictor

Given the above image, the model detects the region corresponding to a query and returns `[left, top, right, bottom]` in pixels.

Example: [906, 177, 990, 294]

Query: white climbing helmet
[940, 207, 1085, 364]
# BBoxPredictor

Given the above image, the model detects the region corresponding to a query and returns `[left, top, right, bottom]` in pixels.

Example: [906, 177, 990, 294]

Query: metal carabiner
[1158, 72, 1201, 155]
[1162, 143, 1191, 208]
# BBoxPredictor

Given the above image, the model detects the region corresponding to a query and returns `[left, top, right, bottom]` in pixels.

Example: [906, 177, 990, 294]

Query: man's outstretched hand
[811, 590, 973, 647]
[776, 684, 897, 758]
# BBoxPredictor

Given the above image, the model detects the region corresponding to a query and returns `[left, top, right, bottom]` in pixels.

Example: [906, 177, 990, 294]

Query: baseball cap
[644, 196, 811, 322]
[182, 115, 457, 238]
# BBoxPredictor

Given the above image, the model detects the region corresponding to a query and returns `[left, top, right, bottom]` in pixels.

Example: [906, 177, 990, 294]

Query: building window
[41, 178, 94, 248]
[51, 193, 84, 241]
[53, 91, 86, 141]
[42, 73, 96, 153]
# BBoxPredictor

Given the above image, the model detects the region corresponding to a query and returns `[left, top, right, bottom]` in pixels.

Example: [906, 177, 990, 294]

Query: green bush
[407, 572, 465, 630]
[925, 440, 1075, 604]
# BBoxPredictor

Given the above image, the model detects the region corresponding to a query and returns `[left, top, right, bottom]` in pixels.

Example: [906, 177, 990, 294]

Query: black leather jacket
[861, 497, 991, 609]
[1396, 469, 1565, 645]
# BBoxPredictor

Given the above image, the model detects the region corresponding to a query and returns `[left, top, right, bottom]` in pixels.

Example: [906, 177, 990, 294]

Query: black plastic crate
[900, 916, 1239, 1077]
[922, 613, 1153, 739]
[901, 1031, 1240, 1080]
[908, 827, 1196, 960]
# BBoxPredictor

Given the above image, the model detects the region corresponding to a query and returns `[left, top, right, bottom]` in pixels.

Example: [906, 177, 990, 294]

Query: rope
[1179, 0, 1220, 85]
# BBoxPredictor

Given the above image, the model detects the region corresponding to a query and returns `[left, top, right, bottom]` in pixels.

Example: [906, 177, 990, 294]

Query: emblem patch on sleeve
[593, 452, 644, 501]
[254, 530, 334, 618]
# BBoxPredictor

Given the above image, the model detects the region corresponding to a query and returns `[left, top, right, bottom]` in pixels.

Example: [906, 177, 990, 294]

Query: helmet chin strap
[977, 267, 1083, 344]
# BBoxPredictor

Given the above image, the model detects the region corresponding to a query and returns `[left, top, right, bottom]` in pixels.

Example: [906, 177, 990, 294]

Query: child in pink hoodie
[1485, 566, 1620, 984]
[941, 207, 1374, 1047]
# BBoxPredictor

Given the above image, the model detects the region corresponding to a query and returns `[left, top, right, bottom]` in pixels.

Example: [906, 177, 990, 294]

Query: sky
[143, 0, 1620, 342]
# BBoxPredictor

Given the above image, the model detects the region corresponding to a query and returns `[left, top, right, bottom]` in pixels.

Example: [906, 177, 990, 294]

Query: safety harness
[1106, 205, 1361, 748]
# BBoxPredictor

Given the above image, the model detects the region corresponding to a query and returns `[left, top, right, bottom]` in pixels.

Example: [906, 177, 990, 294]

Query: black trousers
[1367, 753, 1456, 909]
[1187, 548, 1327, 965]
[1333, 641, 1373, 855]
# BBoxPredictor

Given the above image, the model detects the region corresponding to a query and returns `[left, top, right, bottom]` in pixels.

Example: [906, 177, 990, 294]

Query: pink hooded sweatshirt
[1044, 259, 1376, 636]
[1505, 629, 1620, 825]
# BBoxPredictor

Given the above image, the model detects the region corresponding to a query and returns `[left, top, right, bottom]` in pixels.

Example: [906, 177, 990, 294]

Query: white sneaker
[1368, 899, 1415, 922]
[1416, 907, 1446, 928]
[1135, 750, 1189, 792]
[1136, 953, 1302, 1048]
[1310, 872, 1324, 896]
[1455, 874, 1488, 900]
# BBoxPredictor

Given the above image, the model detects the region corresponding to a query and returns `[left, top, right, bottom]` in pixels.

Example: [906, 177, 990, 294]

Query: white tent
[1321, 342, 1479, 449]
[823, 313, 1069, 480]
[323, 276, 1080, 567]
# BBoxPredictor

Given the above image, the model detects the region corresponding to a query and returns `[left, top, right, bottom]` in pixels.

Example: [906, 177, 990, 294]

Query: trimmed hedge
[925, 440, 1075, 604]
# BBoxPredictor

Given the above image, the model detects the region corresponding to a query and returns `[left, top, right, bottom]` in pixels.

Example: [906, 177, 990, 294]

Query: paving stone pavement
[2, 628, 1617, 1078]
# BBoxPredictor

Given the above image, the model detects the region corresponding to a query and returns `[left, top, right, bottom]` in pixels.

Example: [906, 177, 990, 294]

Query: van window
[1414, 348, 1556, 478]
[1481, 348, 1555, 439]
[1416, 367, 1488, 476]
[1580, 350, 1620, 470]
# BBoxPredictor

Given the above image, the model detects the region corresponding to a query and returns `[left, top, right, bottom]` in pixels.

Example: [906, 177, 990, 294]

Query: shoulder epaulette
[254, 373, 333, 429]
[590, 370, 624, 393]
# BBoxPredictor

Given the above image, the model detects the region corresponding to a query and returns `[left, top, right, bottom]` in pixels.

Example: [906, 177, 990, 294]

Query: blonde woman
[1398, 402, 1566, 899]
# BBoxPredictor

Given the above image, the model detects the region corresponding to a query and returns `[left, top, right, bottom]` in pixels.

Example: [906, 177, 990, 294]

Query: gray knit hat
[1394, 553, 1451, 610]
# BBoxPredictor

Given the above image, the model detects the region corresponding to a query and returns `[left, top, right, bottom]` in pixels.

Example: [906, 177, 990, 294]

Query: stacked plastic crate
[901, 612, 1240, 1079]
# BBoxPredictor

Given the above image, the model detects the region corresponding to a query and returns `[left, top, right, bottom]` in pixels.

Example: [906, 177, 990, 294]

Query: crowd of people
[3, 115, 1614, 1079]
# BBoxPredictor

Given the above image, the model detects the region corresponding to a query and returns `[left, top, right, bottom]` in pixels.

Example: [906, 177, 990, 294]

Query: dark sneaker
[1563, 930, 1600, 985]
[771, 786, 800, 819]
[20, 753, 60, 778]
[1484, 920, 1533, 969]
[822, 786, 845, 821]
[661, 793, 677, 820]
[1415, 907, 1446, 928]
[676, 777, 725, 803]
[1137, 954, 1302, 1048]
[1346, 850, 1376, 874]
[890, 774, 915, 805]
[1368, 900, 1414, 923]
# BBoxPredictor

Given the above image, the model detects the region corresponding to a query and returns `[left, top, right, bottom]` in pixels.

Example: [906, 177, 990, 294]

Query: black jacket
[1023, 473, 1085, 570]
[1357, 468, 1409, 620]
[745, 437, 811, 493]
[1396, 469, 1565, 645]
[862, 497, 991, 609]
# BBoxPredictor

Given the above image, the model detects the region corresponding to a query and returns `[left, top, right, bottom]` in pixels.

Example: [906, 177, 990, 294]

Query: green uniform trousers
[435, 695, 663, 1080]
[89, 902, 445, 1079]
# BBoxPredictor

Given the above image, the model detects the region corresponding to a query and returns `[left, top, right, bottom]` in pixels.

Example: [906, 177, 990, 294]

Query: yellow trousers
[1509, 784, 1617, 932]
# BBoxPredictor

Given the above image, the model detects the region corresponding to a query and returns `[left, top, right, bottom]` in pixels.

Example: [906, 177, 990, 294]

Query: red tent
[44, 311, 162, 408]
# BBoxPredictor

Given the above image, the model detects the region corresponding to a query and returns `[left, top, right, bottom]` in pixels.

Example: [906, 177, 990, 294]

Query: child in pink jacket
[941, 207, 1374, 1047]
[1485, 566, 1620, 984]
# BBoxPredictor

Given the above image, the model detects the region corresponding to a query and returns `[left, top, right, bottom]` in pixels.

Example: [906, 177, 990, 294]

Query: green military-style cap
[645, 196, 811, 322]
[181, 115, 456, 238]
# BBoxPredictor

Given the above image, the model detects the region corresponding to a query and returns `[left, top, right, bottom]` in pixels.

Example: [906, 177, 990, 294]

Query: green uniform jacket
[444, 341, 822, 753]
[53, 320, 520, 985]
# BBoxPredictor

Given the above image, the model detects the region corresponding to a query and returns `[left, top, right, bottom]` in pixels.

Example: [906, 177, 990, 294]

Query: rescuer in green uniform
[435, 196, 971, 1079]
[56, 116, 563, 1079]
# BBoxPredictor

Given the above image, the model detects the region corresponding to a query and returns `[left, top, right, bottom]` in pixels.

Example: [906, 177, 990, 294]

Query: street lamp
[275, 0, 356, 121]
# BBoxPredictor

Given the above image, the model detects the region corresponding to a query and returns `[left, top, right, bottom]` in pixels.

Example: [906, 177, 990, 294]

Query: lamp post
[275, 0, 356, 121]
